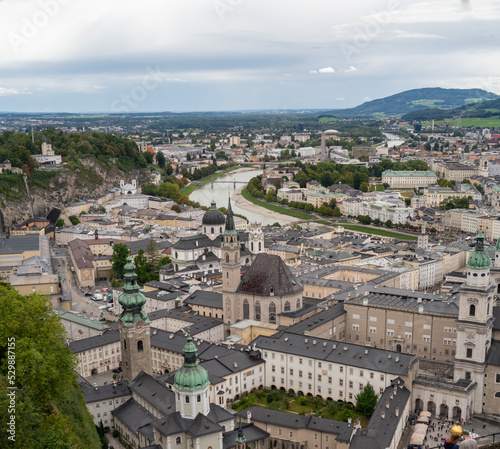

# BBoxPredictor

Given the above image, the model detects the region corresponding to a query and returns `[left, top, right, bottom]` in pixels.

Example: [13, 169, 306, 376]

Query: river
[189, 168, 296, 226]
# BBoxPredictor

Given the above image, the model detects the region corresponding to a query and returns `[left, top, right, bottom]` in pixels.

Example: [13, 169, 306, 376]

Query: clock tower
[118, 255, 152, 382]
[454, 229, 494, 414]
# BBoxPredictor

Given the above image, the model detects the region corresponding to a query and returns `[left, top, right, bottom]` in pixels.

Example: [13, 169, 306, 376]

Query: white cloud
[309, 70, 318, 74]
[318, 67, 335, 74]
[344, 66, 357, 73]
[0, 87, 27, 96]
[336, 97, 345, 101]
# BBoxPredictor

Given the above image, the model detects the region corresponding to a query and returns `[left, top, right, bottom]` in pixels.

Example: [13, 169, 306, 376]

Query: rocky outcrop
[1, 158, 152, 228]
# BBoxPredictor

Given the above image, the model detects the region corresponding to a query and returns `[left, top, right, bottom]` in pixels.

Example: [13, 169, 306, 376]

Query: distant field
[319, 117, 341, 123]
[182, 166, 241, 196]
[241, 188, 314, 220]
[317, 220, 417, 240]
[411, 99, 445, 107]
[423, 117, 500, 128]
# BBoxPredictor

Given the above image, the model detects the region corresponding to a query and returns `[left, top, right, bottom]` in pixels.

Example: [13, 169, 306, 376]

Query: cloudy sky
[0, 0, 499, 112]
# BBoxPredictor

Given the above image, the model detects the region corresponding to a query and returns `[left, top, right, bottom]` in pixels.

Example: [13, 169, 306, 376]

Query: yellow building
[8, 274, 61, 296]
[229, 319, 280, 345]
[0, 234, 45, 276]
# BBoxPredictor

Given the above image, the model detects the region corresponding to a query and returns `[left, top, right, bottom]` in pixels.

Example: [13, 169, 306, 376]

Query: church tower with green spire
[173, 334, 211, 419]
[222, 197, 241, 324]
[119, 255, 152, 382]
[455, 228, 494, 414]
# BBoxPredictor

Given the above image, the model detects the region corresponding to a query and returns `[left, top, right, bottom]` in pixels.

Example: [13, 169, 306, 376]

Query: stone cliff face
[0, 158, 153, 228]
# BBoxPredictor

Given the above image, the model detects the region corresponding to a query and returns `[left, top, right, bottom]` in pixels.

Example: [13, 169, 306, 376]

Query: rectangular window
[349, 381, 353, 388]
[423, 324, 431, 330]
[467, 348, 473, 359]
[423, 335, 430, 343]
[404, 332, 412, 339]
[281, 367, 285, 374]
[318, 375, 322, 382]
[349, 368, 353, 375]
[369, 327, 377, 334]
[387, 319, 395, 324]
[299, 371, 303, 378]
[359, 383, 363, 390]
[496, 374, 500, 383]
[339, 379, 343, 386]
[328, 377, 332, 384]
[278, 429, 282, 436]
[339, 367, 343, 373]
[359, 370, 364, 377]
[405, 321, 412, 327]
[290, 369, 294, 376]
[352, 324, 359, 331]
[387, 329, 394, 336]
[352, 314, 359, 320]
[369, 316, 377, 322]
[308, 372, 312, 380]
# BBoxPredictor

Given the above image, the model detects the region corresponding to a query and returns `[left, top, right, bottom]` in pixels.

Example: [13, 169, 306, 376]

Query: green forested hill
[402, 97, 500, 122]
[0, 284, 101, 449]
[0, 129, 146, 173]
[323, 88, 498, 117]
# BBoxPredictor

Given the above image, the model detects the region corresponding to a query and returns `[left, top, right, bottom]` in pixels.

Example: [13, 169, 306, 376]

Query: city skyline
[0, 0, 500, 112]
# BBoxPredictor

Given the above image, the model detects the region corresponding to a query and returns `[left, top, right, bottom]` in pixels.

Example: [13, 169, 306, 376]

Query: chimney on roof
[395, 407, 400, 417]
[381, 411, 385, 419]
[386, 402, 390, 409]
[247, 410, 252, 423]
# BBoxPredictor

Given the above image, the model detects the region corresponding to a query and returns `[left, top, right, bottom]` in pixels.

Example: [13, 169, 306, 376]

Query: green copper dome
[495, 237, 500, 251]
[174, 335, 209, 391]
[118, 256, 150, 326]
[467, 229, 491, 270]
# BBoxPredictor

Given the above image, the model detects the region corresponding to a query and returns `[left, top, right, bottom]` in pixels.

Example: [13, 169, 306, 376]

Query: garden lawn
[241, 188, 314, 220]
[316, 220, 417, 240]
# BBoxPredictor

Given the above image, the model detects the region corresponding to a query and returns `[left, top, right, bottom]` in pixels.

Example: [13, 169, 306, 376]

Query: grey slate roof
[172, 234, 221, 250]
[129, 371, 176, 416]
[486, 339, 500, 367]
[236, 407, 354, 438]
[493, 306, 500, 332]
[349, 378, 411, 449]
[223, 423, 269, 449]
[187, 413, 224, 438]
[153, 411, 189, 437]
[286, 303, 345, 335]
[184, 290, 223, 309]
[237, 253, 303, 296]
[79, 378, 131, 403]
[112, 398, 156, 437]
[253, 332, 416, 376]
[207, 403, 234, 423]
[68, 329, 120, 353]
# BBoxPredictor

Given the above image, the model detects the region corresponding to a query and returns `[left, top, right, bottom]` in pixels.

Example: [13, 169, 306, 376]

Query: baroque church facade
[221, 199, 304, 325]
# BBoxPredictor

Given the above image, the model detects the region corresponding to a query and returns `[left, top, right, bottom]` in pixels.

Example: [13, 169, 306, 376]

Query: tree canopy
[0, 284, 101, 448]
[355, 383, 378, 416]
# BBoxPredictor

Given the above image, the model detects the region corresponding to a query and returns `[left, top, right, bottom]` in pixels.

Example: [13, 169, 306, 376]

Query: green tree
[68, 215, 80, 225]
[0, 284, 101, 449]
[156, 151, 166, 168]
[355, 383, 378, 416]
[158, 182, 180, 199]
[473, 182, 484, 194]
[304, 203, 314, 212]
[385, 220, 394, 228]
[357, 215, 371, 225]
[359, 181, 369, 192]
[142, 183, 159, 196]
[111, 243, 129, 279]
[55, 218, 65, 227]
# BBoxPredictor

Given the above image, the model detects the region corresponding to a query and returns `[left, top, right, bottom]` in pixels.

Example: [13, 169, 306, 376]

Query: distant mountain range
[322, 88, 498, 117]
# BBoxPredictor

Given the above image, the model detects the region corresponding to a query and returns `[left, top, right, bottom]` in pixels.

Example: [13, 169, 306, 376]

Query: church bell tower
[454, 229, 494, 414]
[118, 256, 152, 382]
[222, 197, 241, 324]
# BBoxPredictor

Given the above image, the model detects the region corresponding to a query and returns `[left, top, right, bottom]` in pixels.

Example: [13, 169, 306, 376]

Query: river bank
[232, 186, 299, 224]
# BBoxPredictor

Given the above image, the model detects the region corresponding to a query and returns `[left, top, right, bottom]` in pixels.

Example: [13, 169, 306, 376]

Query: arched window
[185, 396, 190, 403]
[123, 340, 127, 350]
[284, 301, 290, 312]
[176, 436, 182, 445]
[470, 304, 476, 317]
[137, 340, 143, 352]
[495, 392, 500, 398]
[243, 299, 249, 319]
[197, 395, 201, 402]
[175, 252, 178, 259]
[220, 227, 222, 233]
[255, 301, 261, 320]
[296, 299, 301, 309]
[269, 302, 276, 323]
[225, 253, 229, 263]
[258, 242, 261, 251]
[211, 227, 214, 234]
[251, 242, 254, 252]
